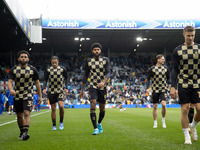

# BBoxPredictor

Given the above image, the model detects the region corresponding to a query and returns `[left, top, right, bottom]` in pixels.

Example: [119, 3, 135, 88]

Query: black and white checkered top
[83, 56, 110, 90]
[44, 66, 68, 94]
[8, 65, 39, 100]
[148, 65, 170, 93]
[171, 43, 200, 88]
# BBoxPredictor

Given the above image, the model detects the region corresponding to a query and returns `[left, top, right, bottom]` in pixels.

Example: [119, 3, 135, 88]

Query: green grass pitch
[0, 108, 200, 150]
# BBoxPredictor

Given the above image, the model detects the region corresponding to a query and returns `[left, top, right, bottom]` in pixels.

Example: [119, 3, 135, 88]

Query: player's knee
[162, 104, 166, 108]
[51, 106, 56, 112]
[100, 108, 105, 112]
[90, 109, 96, 113]
[153, 104, 158, 109]
[59, 106, 64, 110]
[24, 111, 30, 118]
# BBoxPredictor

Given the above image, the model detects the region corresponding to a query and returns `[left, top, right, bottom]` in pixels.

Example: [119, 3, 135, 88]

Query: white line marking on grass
[0, 110, 51, 127]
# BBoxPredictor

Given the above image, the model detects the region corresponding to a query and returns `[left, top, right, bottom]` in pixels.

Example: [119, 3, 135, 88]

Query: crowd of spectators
[0, 52, 177, 106]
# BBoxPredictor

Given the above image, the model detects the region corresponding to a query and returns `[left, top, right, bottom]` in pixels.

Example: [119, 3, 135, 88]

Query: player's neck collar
[19, 64, 28, 68]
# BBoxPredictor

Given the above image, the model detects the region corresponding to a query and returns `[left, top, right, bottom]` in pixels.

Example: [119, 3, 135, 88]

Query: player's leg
[16, 112, 24, 139]
[188, 103, 195, 125]
[89, 88, 99, 135]
[21, 99, 33, 140]
[153, 103, 158, 128]
[8, 105, 11, 115]
[97, 89, 106, 133]
[178, 86, 192, 144]
[181, 103, 191, 144]
[90, 99, 99, 135]
[190, 103, 200, 142]
[22, 110, 31, 140]
[190, 89, 200, 141]
[51, 103, 57, 130]
[160, 92, 167, 128]
[98, 103, 105, 133]
[189, 88, 200, 142]
[14, 99, 24, 139]
[48, 94, 57, 130]
[152, 92, 159, 128]
[188, 103, 194, 133]
[58, 100, 64, 130]
[161, 100, 167, 128]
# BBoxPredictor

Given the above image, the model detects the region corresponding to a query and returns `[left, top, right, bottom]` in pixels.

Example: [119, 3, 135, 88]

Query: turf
[0, 108, 200, 150]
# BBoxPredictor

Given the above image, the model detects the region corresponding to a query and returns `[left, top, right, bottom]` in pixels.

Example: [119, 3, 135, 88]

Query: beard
[92, 52, 100, 58]
[19, 60, 28, 65]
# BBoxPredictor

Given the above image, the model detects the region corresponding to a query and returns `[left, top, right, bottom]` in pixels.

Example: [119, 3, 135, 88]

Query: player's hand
[170, 87, 177, 99]
[42, 89, 46, 95]
[64, 89, 68, 94]
[98, 82, 104, 89]
[10, 89, 16, 96]
[80, 90, 84, 99]
[38, 97, 42, 105]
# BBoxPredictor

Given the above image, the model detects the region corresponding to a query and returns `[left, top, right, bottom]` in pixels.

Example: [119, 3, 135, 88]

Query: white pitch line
[0, 110, 51, 127]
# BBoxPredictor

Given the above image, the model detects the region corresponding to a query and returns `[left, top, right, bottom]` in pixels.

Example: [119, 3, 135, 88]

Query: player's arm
[81, 60, 90, 98]
[33, 67, 42, 104]
[63, 67, 68, 93]
[7, 67, 16, 96]
[146, 67, 153, 89]
[166, 67, 171, 84]
[8, 79, 16, 96]
[98, 57, 111, 89]
[42, 69, 49, 94]
[170, 48, 179, 99]
[35, 80, 42, 104]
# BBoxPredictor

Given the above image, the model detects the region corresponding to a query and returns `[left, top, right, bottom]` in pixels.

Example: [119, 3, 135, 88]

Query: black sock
[90, 109, 97, 129]
[188, 108, 194, 123]
[52, 119, 56, 126]
[22, 125, 29, 134]
[60, 117, 63, 123]
[98, 111, 105, 124]
[19, 126, 23, 135]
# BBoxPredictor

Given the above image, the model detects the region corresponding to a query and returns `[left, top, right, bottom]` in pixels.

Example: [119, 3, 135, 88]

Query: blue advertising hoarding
[42, 19, 200, 29]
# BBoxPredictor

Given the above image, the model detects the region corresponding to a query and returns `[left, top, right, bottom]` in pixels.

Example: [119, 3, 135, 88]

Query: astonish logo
[47, 20, 79, 28]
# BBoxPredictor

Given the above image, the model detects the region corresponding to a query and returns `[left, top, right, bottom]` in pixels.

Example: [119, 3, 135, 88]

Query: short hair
[51, 56, 59, 60]
[183, 26, 195, 33]
[18, 50, 30, 58]
[91, 42, 102, 51]
[156, 54, 164, 62]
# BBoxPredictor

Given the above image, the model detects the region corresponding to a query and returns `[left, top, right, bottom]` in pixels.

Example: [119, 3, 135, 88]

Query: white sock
[162, 117, 165, 122]
[190, 120, 198, 128]
[154, 120, 157, 124]
[183, 128, 191, 140]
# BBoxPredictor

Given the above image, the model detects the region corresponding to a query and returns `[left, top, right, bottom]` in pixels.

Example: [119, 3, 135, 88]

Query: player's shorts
[47, 93, 64, 104]
[151, 92, 167, 103]
[33, 100, 36, 105]
[178, 85, 200, 104]
[14, 99, 33, 113]
[8, 99, 14, 106]
[89, 88, 106, 104]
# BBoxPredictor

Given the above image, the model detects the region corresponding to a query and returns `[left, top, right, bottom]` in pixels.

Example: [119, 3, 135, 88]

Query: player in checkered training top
[8, 50, 42, 141]
[43, 56, 68, 131]
[170, 26, 200, 144]
[147, 54, 170, 129]
[80, 42, 110, 135]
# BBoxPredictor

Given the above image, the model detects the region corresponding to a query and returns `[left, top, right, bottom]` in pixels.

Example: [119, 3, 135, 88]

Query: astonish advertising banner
[42, 19, 200, 29]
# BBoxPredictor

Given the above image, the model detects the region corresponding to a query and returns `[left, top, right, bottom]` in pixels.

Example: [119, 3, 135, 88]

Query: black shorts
[89, 88, 106, 104]
[14, 99, 33, 113]
[178, 86, 200, 104]
[151, 92, 167, 104]
[48, 93, 64, 104]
